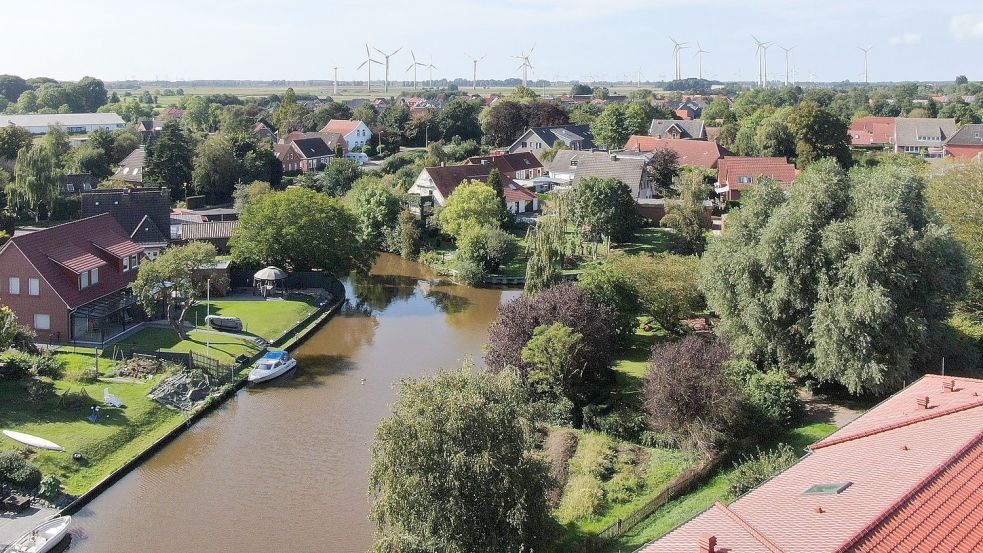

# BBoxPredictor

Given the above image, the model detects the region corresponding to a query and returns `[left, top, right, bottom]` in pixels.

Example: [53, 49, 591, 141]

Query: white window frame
[33, 314, 50, 330]
[80, 271, 89, 289]
[131, 254, 139, 269]
[90, 267, 99, 285]
[123, 256, 130, 271]
[28, 278, 39, 296]
[8, 277, 20, 295]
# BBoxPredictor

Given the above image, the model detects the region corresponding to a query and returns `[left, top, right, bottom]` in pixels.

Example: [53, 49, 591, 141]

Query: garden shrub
[556, 474, 606, 522]
[568, 433, 616, 481]
[0, 451, 42, 490]
[1, 351, 65, 380]
[39, 475, 62, 500]
[454, 259, 486, 286]
[66, 366, 100, 384]
[744, 370, 803, 428]
[727, 444, 799, 497]
[27, 377, 55, 403]
[604, 464, 645, 504]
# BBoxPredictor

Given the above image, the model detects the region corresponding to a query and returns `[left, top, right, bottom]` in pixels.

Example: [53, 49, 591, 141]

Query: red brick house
[0, 214, 145, 344]
[623, 136, 733, 169]
[944, 124, 983, 159]
[274, 136, 335, 174]
[715, 156, 798, 203]
[849, 116, 896, 148]
[464, 152, 545, 180]
[640, 374, 983, 553]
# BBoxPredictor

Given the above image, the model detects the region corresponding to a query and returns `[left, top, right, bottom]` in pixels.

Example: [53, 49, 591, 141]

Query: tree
[486, 168, 509, 226]
[72, 143, 111, 179]
[570, 83, 592, 96]
[0, 125, 33, 161]
[40, 126, 71, 169]
[525, 191, 572, 294]
[72, 76, 108, 112]
[457, 225, 517, 273]
[927, 160, 983, 312]
[352, 104, 378, 128]
[232, 180, 272, 213]
[576, 264, 640, 347]
[481, 101, 528, 146]
[436, 180, 503, 239]
[0, 75, 30, 103]
[644, 335, 743, 456]
[570, 176, 641, 248]
[192, 134, 239, 204]
[379, 103, 411, 150]
[303, 102, 353, 132]
[241, 147, 283, 188]
[346, 178, 401, 250]
[700, 161, 968, 394]
[650, 147, 680, 193]
[522, 322, 588, 414]
[271, 88, 308, 135]
[787, 101, 851, 168]
[661, 172, 711, 254]
[7, 144, 60, 221]
[319, 158, 361, 197]
[131, 242, 223, 339]
[0, 306, 20, 350]
[369, 366, 553, 553]
[526, 101, 569, 128]
[15, 90, 37, 114]
[485, 283, 617, 428]
[590, 103, 648, 149]
[230, 187, 371, 275]
[610, 253, 703, 334]
[144, 120, 194, 200]
[437, 98, 483, 141]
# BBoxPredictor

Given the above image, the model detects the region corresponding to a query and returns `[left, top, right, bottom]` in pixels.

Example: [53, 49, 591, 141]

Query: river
[67, 254, 520, 552]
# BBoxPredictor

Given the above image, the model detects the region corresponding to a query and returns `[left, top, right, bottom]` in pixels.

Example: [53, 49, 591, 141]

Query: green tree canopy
[345, 178, 401, 250]
[131, 242, 222, 339]
[369, 366, 553, 553]
[610, 253, 703, 334]
[230, 187, 371, 274]
[437, 180, 503, 239]
[145, 120, 194, 201]
[570, 176, 641, 244]
[589, 102, 648, 149]
[191, 134, 240, 204]
[7, 144, 60, 221]
[927, 160, 983, 312]
[700, 160, 968, 394]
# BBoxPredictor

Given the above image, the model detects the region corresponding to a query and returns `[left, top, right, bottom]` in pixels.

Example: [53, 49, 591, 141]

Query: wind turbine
[331, 66, 340, 96]
[669, 36, 689, 80]
[694, 42, 709, 80]
[466, 54, 485, 91]
[406, 51, 426, 89]
[372, 46, 402, 93]
[356, 45, 382, 92]
[858, 46, 872, 84]
[751, 35, 771, 88]
[426, 57, 437, 88]
[514, 46, 535, 87]
[779, 45, 795, 86]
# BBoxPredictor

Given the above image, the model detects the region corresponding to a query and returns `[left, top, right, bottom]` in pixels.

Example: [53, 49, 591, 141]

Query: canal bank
[62, 254, 520, 552]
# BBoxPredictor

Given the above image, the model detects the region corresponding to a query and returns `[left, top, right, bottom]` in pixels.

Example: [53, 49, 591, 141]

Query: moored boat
[247, 350, 297, 383]
[2, 515, 71, 553]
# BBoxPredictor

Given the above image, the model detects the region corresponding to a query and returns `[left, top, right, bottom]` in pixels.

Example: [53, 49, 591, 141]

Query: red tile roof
[850, 117, 895, 146]
[419, 164, 537, 204]
[320, 119, 362, 136]
[640, 374, 983, 553]
[503, 181, 538, 203]
[717, 156, 798, 189]
[6, 214, 140, 309]
[465, 152, 543, 174]
[623, 136, 732, 168]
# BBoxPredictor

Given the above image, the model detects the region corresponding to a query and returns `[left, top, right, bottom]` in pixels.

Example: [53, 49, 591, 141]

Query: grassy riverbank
[0, 297, 326, 497]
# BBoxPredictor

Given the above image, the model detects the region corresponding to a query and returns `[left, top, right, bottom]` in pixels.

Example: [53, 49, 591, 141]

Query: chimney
[698, 534, 716, 553]
[943, 379, 955, 393]
[610, 153, 618, 161]
[916, 396, 930, 410]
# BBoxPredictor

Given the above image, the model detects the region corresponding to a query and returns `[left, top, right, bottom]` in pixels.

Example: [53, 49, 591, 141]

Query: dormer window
[570, 160, 578, 167]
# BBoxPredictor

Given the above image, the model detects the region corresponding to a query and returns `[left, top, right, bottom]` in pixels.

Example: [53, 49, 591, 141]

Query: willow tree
[7, 145, 60, 222]
[524, 190, 572, 295]
[700, 160, 967, 394]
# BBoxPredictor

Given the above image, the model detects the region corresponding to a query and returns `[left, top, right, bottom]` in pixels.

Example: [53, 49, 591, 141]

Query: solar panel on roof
[803, 482, 852, 495]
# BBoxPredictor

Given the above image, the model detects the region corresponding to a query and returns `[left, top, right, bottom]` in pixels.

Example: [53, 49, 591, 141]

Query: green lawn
[112, 327, 262, 364]
[185, 298, 319, 341]
[0, 359, 185, 495]
[615, 227, 675, 255]
[601, 421, 840, 553]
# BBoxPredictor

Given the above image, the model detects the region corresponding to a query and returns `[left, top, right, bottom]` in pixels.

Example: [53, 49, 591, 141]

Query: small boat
[247, 350, 297, 384]
[2, 515, 71, 553]
[1, 430, 64, 452]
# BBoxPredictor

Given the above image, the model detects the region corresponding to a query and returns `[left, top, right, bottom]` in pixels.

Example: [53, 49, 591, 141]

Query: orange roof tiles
[717, 156, 798, 189]
[641, 375, 983, 553]
[622, 136, 732, 168]
[850, 117, 895, 146]
[320, 119, 362, 136]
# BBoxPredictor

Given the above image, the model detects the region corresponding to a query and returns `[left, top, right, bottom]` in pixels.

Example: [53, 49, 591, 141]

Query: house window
[570, 160, 578, 167]
[738, 176, 753, 184]
[90, 268, 99, 285]
[131, 254, 139, 269]
[80, 272, 89, 289]
[521, 141, 527, 148]
[8, 277, 20, 295]
[33, 314, 50, 330]
[28, 278, 39, 296]
[123, 256, 130, 271]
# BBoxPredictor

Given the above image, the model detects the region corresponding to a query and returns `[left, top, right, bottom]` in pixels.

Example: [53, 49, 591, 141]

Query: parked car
[205, 315, 243, 332]
[345, 152, 369, 165]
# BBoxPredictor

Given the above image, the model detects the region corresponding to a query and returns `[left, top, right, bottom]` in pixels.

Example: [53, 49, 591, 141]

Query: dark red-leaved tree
[644, 335, 744, 457]
[485, 284, 617, 427]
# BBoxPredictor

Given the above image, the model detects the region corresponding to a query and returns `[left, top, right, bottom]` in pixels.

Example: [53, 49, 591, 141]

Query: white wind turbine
[466, 54, 486, 91]
[372, 45, 402, 93]
[669, 36, 689, 80]
[356, 45, 382, 92]
[779, 45, 795, 86]
[694, 42, 709, 80]
[426, 57, 437, 88]
[514, 46, 535, 87]
[858, 45, 872, 84]
[406, 50, 427, 89]
[752, 35, 771, 88]
[331, 65, 340, 95]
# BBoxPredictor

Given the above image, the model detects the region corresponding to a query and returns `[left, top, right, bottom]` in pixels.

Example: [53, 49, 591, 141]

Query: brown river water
[66, 254, 520, 552]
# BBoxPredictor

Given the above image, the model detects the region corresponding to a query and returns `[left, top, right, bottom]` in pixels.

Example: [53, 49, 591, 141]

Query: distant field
[111, 84, 644, 106]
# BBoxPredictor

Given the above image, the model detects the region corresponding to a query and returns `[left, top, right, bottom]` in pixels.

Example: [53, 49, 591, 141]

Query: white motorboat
[2, 515, 71, 553]
[247, 350, 297, 383]
[1, 430, 64, 452]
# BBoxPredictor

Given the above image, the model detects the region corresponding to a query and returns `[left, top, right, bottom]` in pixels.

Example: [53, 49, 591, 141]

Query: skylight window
[804, 482, 852, 495]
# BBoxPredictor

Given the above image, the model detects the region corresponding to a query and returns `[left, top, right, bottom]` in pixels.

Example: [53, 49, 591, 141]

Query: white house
[320, 119, 373, 149]
[2, 113, 126, 135]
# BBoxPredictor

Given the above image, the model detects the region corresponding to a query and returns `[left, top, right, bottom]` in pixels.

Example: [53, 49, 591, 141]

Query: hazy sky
[3, 1, 982, 83]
